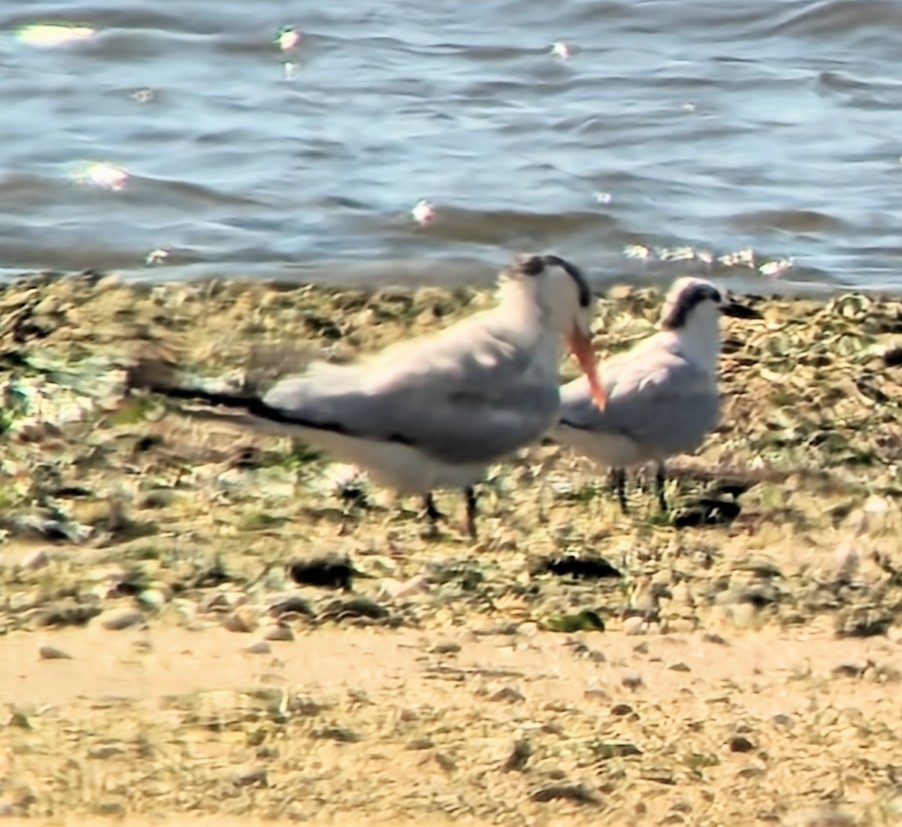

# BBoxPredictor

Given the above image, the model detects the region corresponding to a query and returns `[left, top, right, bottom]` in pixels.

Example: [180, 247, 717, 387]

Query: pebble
[261, 623, 294, 642]
[203, 590, 247, 613]
[232, 766, 268, 787]
[223, 607, 258, 633]
[138, 588, 169, 612]
[728, 735, 755, 753]
[491, 686, 525, 703]
[38, 644, 72, 660]
[243, 640, 272, 655]
[378, 574, 430, 601]
[622, 616, 646, 636]
[516, 621, 540, 638]
[94, 608, 146, 631]
[621, 671, 643, 691]
[503, 739, 532, 772]
[429, 640, 461, 655]
[22, 549, 51, 570]
[729, 602, 760, 630]
[268, 593, 315, 618]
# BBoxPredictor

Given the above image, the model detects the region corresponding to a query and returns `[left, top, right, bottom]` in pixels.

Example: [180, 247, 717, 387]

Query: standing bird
[552, 277, 723, 513]
[127, 253, 605, 538]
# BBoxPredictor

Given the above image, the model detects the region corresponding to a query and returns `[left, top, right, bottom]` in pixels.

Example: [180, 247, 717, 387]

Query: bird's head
[501, 253, 605, 409]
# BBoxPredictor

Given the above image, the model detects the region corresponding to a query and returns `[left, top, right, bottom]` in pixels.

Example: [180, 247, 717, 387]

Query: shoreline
[0, 272, 901, 824]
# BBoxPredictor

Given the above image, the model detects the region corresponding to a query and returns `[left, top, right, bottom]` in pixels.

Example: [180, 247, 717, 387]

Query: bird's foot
[420, 493, 446, 539]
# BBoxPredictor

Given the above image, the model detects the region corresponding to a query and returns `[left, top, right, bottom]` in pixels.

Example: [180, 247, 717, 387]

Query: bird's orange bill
[568, 327, 606, 410]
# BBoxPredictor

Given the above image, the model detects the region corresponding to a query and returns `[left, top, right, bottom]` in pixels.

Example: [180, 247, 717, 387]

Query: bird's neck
[497, 278, 569, 338]
[672, 312, 720, 372]
[494, 282, 565, 371]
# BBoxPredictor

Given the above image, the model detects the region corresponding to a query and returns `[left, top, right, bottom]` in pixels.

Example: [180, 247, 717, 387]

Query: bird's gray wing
[558, 348, 718, 455]
[262, 314, 559, 464]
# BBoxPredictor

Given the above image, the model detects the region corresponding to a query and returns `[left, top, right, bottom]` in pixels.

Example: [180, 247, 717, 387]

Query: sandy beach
[0, 273, 901, 825]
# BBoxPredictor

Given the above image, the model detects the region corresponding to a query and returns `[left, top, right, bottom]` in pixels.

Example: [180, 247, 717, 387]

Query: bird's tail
[123, 346, 323, 438]
[123, 354, 266, 431]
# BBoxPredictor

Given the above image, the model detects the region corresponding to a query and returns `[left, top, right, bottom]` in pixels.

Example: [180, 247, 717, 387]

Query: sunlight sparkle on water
[74, 162, 128, 192]
[17, 23, 94, 47]
[276, 27, 302, 52]
[145, 248, 170, 266]
[411, 200, 435, 226]
[759, 258, 794, 279]
[624, 244, 652, 260]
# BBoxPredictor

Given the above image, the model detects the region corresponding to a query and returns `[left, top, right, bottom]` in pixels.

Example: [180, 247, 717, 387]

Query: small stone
[261, 623, 294, 642]
[801, 807, 856, 827]
[95, 608, 145, 631]
[530, 784, 601, 805]
[201, 591, 239, 613]
[286, 555, 359, 590]
[832, 661, 868, 678]
[621, 671, 643, 691]
[320, 596, 389, 622]
[669, 662, 691, 672]
[138, 588, 168, 611]
[730, 601, 761, 629]
[503, 739, 532, 772]
[242, 640, 271, 655]
[268, 593, 315, 618]
[232, 766, 268, 787]
[223, 606, 258, 633]
[491, 686, 525, 703]
[703, 632, 729, 646]
[728, 735, 755, 753]
[38, 645, 72, 660]
[22, 549, 51, 570]
[611, 703, 634, 716]
[88, 744, 125, 759]
[378, 573, 431, 601]
[516, 621, 541, 638]
[433, 752, 457, 772]
[429, 640, 461, 655]
[623, 616, 645, 636]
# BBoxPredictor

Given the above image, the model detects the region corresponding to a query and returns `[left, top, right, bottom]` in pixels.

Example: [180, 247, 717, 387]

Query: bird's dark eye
[518, 255, 545, 276]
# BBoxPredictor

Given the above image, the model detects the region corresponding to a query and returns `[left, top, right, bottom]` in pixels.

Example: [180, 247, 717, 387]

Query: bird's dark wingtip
[124, 354, 183, 395]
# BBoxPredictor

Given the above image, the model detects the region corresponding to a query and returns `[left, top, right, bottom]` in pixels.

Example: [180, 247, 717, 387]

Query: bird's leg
[611, 468, 628, 514]
[655, 462, 668, 512]
[464, 486, 479, 540]
[421, 493, 445, 531]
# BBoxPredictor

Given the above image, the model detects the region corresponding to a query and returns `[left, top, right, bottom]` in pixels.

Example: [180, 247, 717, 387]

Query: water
[3, 0, 902, 294]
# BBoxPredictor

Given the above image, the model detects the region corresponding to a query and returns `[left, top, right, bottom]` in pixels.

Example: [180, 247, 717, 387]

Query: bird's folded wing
[262, 323, 559, 464]
[559, 350, 718, 447]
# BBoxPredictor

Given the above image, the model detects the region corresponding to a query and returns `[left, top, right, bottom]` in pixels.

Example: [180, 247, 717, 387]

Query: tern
[127, 253, 605, 537]
[552, 277, 723, 513]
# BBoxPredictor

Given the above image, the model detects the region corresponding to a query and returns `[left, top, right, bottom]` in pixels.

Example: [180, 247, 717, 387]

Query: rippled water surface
[3, 0, 902, 292]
